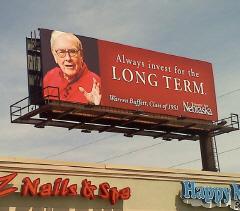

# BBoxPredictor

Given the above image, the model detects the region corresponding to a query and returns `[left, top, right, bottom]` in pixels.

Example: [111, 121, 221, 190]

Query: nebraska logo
[0, 172, 131, 205]
[183, 101, 213, 116]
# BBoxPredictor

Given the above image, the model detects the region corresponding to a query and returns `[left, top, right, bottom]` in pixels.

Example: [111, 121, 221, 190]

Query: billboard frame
[10, 92, 239, 141]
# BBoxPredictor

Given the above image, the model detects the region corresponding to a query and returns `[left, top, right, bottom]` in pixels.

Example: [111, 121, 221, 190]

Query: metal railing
[10, 86, 60, 122]
[213, 113, 239, 129]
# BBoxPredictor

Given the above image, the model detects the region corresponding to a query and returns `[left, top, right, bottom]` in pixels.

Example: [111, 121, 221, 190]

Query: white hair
[50, 30, 83, 50]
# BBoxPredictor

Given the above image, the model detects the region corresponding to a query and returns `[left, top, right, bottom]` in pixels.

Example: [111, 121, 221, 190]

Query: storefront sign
[180, 181, 240, 210]
[0, 172, 130, 205]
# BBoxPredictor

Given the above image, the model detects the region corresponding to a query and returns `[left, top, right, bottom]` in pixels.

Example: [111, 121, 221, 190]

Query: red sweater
[43, 63, 101, 104]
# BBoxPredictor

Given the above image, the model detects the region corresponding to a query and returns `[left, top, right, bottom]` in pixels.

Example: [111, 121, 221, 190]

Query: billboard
[40, 28, 218, 121]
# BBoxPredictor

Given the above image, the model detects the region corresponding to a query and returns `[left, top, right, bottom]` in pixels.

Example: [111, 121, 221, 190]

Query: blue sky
[1, 0, 240, 173]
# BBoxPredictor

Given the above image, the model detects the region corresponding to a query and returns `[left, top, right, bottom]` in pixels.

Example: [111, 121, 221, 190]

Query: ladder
[212, 135, 220, 172]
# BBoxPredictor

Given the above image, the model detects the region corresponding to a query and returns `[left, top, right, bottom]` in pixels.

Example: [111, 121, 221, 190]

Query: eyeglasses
[55, 49, 80, 58]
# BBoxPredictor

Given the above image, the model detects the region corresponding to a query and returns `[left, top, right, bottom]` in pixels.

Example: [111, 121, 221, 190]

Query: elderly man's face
[52, 33, 83, 81]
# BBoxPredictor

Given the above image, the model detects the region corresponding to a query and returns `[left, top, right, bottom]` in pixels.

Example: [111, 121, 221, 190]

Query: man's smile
[65, 64, 74, 68]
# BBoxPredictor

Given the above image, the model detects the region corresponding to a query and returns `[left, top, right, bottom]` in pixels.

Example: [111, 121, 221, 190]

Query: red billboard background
[40, 29, 218, 121]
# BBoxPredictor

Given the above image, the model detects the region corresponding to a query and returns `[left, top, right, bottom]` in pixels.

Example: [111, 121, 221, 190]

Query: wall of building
[0, 157, 239, 211]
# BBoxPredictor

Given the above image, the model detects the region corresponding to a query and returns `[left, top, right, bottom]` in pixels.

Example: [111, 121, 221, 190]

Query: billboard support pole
[199, 131, 217, 172]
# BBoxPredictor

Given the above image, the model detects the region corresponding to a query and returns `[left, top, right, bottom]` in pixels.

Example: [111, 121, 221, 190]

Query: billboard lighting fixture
[177, 115, 187, 120]
[217, 120, 227, 126]
[163, 137, 172, 141]
[132, 110, 144, 115]
[84, 102, 95, 108]
[124, 133, 134, 138]
[81, 129, 92, 133]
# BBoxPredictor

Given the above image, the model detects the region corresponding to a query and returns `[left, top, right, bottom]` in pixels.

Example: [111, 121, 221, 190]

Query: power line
[217, 88, 240, 98]
[168, 145, 240, 169]
[9, 131, 81, 157]
[215, 70, 238, 80]
[169, 158, 201, 168]
[218, 145, 240, 155]
[97, 141, 167, 163]
[43, 133, 119, 159]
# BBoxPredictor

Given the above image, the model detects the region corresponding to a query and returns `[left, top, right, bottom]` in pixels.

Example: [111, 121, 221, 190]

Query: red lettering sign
[0, 172, 18, 197]
[119, 187, 131, 200]
[52, 178, 61, 196]
[22, 177, 40, 196]
[51, 178, 78, 196]
[38, 183, 52, 196]
[99, 182, 131, 205]
[99, 182, 110, 199]
[0, 173, 131, 205]
[22, 177, 78, 197]
[109, 187, 120, 205]
[80, 179, 97, 200]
